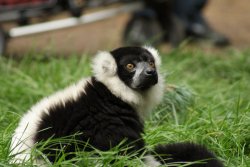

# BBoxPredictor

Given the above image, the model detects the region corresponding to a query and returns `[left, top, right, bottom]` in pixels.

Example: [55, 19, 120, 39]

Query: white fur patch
[138, 74, 164, 119]
[92, 51, 117, 78]
[143, 46, 161, 67]
[144, 155, 162, 167]
[9, 78, 90, 164]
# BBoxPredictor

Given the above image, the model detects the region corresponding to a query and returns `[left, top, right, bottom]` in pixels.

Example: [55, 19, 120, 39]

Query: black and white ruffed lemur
[10, 46, 223, 167]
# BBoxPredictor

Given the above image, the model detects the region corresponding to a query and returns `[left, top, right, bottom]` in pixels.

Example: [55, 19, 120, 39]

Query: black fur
[111, 46, 158, 90]
[153, 142, 224, 167]
[34, 77, 145, 162]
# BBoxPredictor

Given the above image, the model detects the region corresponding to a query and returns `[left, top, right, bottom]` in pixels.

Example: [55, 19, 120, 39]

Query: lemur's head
[92, 46, 163, 114]
[92, 46, 161, 91]
[111, 47, 158, 90]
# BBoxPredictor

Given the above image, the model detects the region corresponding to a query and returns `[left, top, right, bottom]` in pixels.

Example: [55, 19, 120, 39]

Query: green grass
[0, 48, 250, 166]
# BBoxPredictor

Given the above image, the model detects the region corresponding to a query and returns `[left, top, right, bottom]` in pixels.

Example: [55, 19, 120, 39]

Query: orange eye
[149, 62, 155, 68]
[126, 63, 134, 70]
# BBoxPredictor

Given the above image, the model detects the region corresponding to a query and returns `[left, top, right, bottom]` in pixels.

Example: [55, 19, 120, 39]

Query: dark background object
[0, 27, 7, 55]
[123, 9, 163, 47]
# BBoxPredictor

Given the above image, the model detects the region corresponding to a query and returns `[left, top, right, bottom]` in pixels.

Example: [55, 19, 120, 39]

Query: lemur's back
[34, 77, 145, 162]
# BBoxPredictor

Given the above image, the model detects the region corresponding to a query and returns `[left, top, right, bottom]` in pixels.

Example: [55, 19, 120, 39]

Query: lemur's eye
[126, 63, 134, 71]
[149, 62, 155, 68]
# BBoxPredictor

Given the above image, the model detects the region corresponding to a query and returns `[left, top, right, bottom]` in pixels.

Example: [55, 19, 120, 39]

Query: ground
[3, 0, 250, 56]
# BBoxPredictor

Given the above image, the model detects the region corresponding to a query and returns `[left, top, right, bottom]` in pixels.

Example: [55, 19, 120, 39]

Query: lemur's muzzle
[132, 62, 158, 90]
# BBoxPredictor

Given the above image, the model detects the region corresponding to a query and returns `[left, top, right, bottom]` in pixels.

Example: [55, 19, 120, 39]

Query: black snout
[145, 68, 156, 76]
[136, 68, 158, 90]
[130, 62, 158, 90]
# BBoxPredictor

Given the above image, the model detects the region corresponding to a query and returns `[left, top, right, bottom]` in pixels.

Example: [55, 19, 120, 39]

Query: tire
[68, 0, 86, 17]
[123, 10, 163, 46]
[0, 28, 6, 56]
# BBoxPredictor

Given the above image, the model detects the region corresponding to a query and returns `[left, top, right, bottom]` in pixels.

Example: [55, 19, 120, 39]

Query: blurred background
[0, 0, 249, 56]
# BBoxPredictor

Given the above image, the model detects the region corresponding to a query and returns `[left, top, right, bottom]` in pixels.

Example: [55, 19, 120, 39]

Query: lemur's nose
[145, 69, 156, 76]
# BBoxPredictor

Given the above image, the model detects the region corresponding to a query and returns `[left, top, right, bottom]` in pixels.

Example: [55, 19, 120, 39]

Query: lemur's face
[111, 47, 158, 90]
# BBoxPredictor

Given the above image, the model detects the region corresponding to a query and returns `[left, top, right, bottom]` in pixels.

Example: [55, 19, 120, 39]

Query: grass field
[0, 48, 250, 166]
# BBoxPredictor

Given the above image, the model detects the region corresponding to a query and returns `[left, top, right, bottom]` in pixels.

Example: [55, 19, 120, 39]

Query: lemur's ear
[92, 51, 117, 78]
[143, 46, 161, 67]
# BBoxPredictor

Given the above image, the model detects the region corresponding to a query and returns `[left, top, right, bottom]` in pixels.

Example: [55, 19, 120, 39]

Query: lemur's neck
[93, 75, 164, 120]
